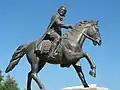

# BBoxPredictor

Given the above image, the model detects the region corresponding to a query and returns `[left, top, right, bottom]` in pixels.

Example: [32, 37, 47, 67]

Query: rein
[75, 26, 95, 43]
[83, 33, 95, 42]
[64, 24, 96, 43]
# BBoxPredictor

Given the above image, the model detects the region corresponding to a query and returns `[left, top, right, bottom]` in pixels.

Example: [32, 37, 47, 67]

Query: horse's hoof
[84, 85, 89, 88]
[27, 88, 31, 90]
[89, 69, 96, 78]
[41, 88, 46, 90]
[40, 85, 46, 90]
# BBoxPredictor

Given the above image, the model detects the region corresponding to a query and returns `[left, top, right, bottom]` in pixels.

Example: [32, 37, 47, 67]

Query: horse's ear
[84, 20, 88, 23]
[95, 20, 99, 24]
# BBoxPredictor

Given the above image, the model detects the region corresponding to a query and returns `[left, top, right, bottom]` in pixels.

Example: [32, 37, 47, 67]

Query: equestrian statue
[5, 6, 102, 90]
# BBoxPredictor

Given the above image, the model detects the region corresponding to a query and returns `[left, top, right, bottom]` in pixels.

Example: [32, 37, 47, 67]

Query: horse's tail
[5, 44, 27, 73]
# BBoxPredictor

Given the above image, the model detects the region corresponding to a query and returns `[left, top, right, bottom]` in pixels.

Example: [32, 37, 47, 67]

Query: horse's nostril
[95, 39, 101, 46]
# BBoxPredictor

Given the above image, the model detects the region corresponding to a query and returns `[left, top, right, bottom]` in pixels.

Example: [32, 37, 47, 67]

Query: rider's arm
[55, 18, 73, 29]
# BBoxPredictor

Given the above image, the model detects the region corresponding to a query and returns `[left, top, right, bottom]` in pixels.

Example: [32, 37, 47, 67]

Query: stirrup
[34, 50, 41, 57]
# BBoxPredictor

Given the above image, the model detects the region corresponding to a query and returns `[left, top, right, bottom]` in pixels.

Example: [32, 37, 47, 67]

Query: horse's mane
[63, 20, 98, 38]
[63, 23, 81, 38]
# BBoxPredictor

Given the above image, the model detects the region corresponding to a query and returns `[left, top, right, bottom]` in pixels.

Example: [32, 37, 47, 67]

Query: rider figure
[35, 6, 73, 59]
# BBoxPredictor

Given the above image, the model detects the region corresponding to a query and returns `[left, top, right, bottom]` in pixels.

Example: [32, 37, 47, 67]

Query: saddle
[37, 40, 59, 55]
[39, 40, 52, 54]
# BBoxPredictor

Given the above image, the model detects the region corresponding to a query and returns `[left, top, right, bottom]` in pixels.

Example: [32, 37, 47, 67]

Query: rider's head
[57, 6, 67, 17]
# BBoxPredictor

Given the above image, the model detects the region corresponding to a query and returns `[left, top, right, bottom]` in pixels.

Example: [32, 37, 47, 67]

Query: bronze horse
[5, 20, 101, 90]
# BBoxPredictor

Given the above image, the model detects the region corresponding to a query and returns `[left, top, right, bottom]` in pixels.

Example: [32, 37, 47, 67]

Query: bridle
[76, 23, 97, 43]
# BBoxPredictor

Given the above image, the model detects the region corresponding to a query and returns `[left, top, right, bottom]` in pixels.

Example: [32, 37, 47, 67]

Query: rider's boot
[48, 42, 58, 59]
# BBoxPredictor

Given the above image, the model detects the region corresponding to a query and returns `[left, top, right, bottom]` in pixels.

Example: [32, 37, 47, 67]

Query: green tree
[0, 70, 20, 90]
[2, 75, 20, 90]
[0, 70, 4, 89]
[0, 70, 3, 82]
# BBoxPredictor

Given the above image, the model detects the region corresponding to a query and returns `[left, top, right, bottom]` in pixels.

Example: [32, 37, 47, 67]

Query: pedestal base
[63, 84, 109, 90]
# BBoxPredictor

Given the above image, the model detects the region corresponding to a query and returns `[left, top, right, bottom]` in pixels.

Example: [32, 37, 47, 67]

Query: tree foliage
[0, 70, 20, 90]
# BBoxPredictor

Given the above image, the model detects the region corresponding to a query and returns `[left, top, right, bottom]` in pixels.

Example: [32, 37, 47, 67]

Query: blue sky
[0, 0, 120, 90]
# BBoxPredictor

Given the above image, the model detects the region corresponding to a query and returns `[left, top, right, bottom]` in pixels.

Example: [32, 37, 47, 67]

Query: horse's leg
[27, 71, 32, 90]
[26, 52, 46, 90]
[73, 63, 89, 88]
[83, 52, 96, 77]
[31, 61, 46, 90]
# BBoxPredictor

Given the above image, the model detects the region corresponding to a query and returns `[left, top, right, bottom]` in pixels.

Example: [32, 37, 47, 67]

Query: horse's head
[75, 20, 102, 46]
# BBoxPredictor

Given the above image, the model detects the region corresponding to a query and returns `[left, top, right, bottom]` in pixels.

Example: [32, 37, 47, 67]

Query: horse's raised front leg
[73, 63, 89, 88]
[83, 52, 96, 77]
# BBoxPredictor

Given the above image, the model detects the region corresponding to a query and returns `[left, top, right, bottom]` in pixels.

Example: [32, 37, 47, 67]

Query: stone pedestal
[63, 84, 109, 90]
